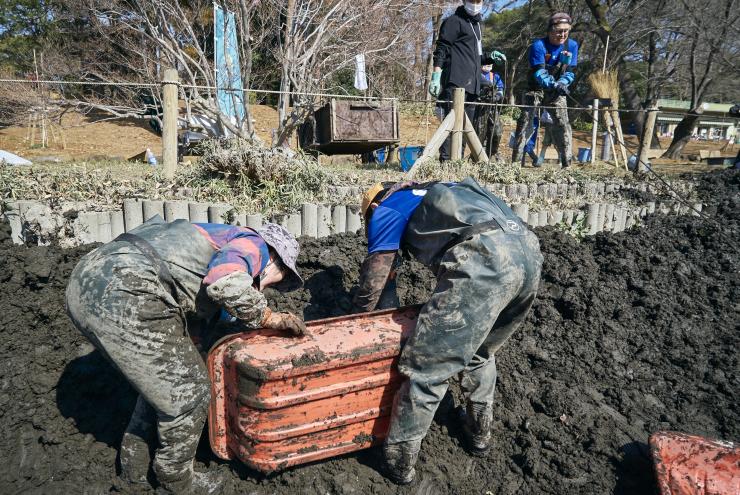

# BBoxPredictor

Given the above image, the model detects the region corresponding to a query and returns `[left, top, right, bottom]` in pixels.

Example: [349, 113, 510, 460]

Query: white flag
[354, 54, 368, 91]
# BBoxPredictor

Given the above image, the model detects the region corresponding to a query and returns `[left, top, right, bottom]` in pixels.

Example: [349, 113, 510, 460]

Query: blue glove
[554, 81, 570, 96]
[535, 69, 555, 89]
[493, 91, 504, 102]
[490, 50, 507, 63]
[429, 71, 441, 97]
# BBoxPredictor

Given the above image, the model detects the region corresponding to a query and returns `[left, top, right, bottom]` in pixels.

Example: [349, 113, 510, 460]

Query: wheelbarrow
[650, 431, 739, 495]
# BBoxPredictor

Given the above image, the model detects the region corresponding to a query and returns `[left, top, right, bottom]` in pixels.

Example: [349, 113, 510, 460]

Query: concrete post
[246, 214, 263, 229]
[235, 213, 248, 227]
[517, 184, 529, 200]
[143, 200, 165, 222]
[557, 183, 568, 199]
[512, 203, 529, 223]
[77, 212, 100, 244]
[604, 204, 615, 231]
[110, 210, 125, 238]
[528, 211, 539, 228]
[597, 203, 607, 232]
[188, 203, 209, 223]
[208, 204, 232, 224]
[317, 205, 332, 238]
[538, 210, 548, 226]
[123, 199, 144, 231]
[301, 203, 318, 238]
[586, 203, 600, 235]
[331, 205, 347, 234]
[162, 68, 179, 179]
[286, 213, 302, 237]
[563, 210, 574, 225]
[164, 201, 190, 221]
[4, 201, 23, 244]
[97, 212, 112, 243]
[552, 210, 564, 225]
[346, 205, 362, 233]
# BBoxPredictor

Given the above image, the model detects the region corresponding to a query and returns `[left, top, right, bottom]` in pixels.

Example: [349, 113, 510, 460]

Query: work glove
[429, 71, 441, 97]
[490, 50, 507, 63]
[260, 308, 307, 336]
[493, 91, 504, 103]
[554, 81, 570, 96]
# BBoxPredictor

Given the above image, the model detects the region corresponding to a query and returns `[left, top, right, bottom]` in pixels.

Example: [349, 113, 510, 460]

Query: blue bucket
[399, 146, 424, 171]
[372, 147, 387, 164]
[577, 147, 591, 163]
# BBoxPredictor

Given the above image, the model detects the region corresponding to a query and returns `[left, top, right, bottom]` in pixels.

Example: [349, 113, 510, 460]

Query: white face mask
[464, 1, 483, 16]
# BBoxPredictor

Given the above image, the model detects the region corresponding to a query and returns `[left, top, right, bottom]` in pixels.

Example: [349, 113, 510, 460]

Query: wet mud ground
[0, 171, 737, 495]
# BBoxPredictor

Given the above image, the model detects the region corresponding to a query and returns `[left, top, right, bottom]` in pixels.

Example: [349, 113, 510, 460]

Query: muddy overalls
[386, 178, 543, 450]
[65, 218, 219, 492]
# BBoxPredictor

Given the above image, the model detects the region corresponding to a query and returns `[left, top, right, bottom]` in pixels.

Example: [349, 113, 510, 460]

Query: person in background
[511, 12, 578, 168]
[429, 1, 506, 161]
[66, 219, 305, 494]
[477, 54, 507, 158]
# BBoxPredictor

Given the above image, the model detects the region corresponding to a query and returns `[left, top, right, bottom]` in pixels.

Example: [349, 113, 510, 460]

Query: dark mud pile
[0, 171, 737, 495]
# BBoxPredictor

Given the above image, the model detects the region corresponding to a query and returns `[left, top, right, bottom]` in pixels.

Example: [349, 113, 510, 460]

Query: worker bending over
[353, 178, 543, 484]
[512, 12, 578, 168]
[66, 218, 305, 494]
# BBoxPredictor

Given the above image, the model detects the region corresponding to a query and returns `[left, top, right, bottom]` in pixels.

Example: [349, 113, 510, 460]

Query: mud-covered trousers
[385, 228, 543, 446]
[511, 90, 572, 168]
[65, 241, 210, 491]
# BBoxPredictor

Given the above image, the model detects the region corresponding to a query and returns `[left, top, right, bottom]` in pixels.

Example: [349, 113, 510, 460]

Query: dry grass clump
[195, 138, 335, 212]
[411, 156, 527, 184]
[588, 70, 620, 105]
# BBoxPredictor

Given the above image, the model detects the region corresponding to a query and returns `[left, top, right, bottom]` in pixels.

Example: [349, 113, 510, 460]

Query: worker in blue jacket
[512, 12, 578, 168]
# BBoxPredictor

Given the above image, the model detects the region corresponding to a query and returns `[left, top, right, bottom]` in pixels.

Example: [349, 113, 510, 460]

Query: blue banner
[214, 4, 245, 123]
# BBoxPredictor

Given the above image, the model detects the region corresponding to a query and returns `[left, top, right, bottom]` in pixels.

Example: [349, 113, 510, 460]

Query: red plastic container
[207, 305, 420, 472]
[650, 431, 739, 495]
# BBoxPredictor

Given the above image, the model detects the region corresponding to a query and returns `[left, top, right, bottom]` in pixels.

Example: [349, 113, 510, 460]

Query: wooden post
[636, 106, 658, 173]
[590, 98, 599, 164]
[162, 68, 179, 179]
[451, 88, 465, 160]
[463, 113, 489, 163]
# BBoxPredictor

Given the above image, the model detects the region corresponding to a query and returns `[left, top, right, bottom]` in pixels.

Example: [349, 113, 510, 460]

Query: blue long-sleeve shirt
[528, 37, 578, 90]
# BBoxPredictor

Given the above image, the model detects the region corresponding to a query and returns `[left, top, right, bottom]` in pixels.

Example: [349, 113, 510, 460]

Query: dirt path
[0, 171, 737, 494]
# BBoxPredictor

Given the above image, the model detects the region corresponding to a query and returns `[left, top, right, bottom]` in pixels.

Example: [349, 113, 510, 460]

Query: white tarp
[354, 54, 368, 91]
[0, 150, 32, 166]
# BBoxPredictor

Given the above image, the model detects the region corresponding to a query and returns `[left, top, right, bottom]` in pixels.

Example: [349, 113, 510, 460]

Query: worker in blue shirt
[512, 12, 578, 168]
[477, 56, 506, 158]
[353, 180, 542, 484]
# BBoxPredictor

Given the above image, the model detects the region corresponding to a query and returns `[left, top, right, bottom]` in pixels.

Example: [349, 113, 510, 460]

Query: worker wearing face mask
[429, 1, 506, 161]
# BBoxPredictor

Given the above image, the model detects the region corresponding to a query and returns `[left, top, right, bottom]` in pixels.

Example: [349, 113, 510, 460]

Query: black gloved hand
[554, 81, 570, 97]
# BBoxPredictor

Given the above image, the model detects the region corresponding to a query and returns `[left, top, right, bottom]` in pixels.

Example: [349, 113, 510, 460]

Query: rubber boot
[461, 402, 493, 457]
[119, 397, 155, 485]
[156, 468, 224, 495]
[119, 432, 152, 485]
[382, 440, 421, 485]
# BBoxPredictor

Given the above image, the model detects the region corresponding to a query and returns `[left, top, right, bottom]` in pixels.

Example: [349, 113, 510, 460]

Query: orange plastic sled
[207, 305, 420, 473]
[650, 431, 739, 495]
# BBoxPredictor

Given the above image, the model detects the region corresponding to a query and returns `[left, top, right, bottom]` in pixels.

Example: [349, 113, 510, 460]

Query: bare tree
[269, 0, 410, 146]
[53, 0, 263, 139]
[663, 0, 738, 158]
